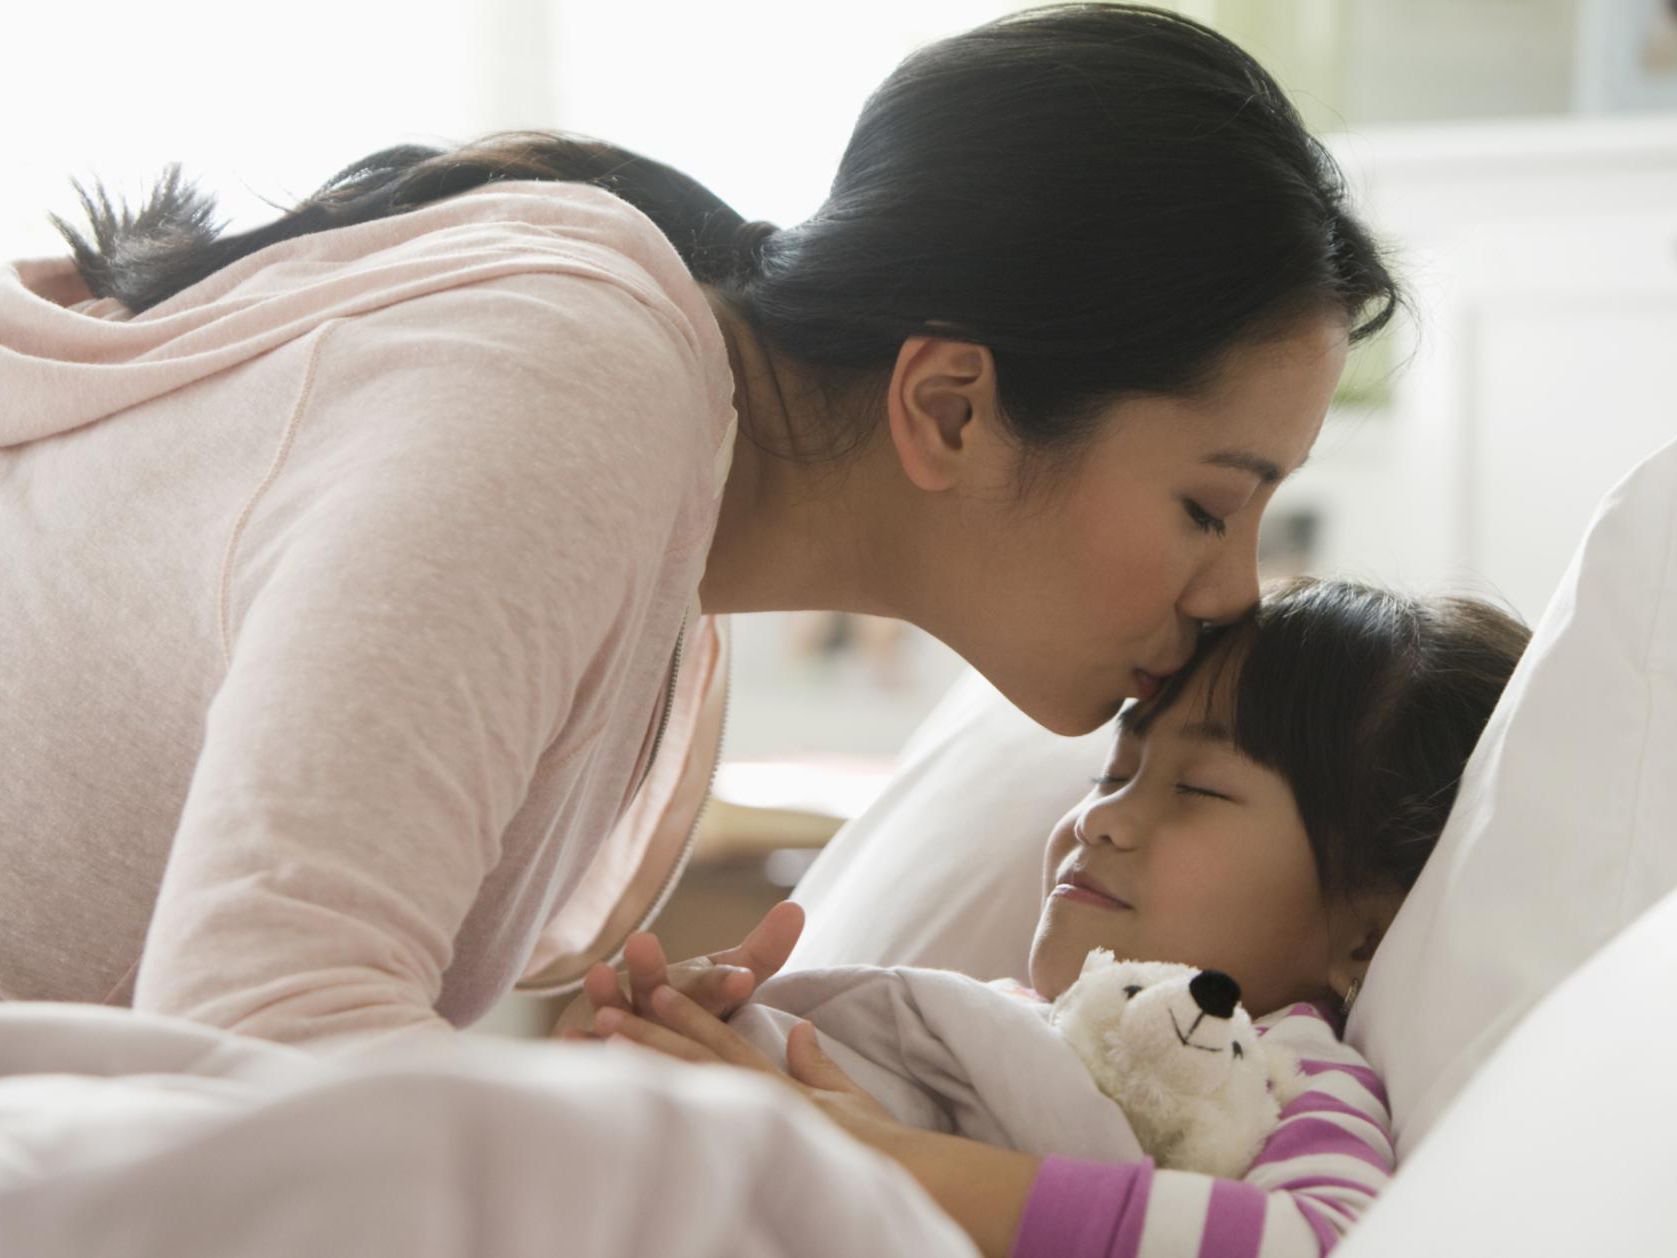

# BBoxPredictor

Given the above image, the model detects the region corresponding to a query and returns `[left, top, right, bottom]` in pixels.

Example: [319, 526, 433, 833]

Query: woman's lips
[1134, 670, 1163, 701]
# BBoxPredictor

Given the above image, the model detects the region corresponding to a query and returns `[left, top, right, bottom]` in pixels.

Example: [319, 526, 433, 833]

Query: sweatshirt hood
[0, 180, 732, 451]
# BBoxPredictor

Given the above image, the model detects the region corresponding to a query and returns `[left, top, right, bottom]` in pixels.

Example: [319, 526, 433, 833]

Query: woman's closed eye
[1182, 499, 1228, 537]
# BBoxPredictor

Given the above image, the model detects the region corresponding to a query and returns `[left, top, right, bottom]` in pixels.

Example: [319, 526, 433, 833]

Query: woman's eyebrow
[1202, 449, 1307, 485]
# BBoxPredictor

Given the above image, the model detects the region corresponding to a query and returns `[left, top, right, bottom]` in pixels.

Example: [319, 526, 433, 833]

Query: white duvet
[733, 965, 1145, 1163]
[0, 1003, 977, 1258]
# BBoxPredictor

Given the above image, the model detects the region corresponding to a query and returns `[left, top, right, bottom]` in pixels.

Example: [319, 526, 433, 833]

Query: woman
[0, 3, 1396, 1048]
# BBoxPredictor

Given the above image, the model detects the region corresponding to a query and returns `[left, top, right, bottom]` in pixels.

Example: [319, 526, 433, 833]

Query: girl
[575, 577, 1532, 1258]
[0, 4, 1394, 1045]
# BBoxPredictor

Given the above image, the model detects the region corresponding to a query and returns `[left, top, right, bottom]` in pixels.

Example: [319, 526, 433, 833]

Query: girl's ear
[1325, 885, 1407, 1003]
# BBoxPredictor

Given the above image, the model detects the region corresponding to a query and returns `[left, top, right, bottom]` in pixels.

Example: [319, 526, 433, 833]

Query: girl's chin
[1029, 932, 1114, 1001]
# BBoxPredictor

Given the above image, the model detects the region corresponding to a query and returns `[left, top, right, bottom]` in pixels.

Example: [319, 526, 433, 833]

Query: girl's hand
[550, 900, 804, 1038]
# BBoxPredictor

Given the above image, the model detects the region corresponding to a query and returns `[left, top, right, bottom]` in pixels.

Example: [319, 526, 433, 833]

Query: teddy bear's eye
[1122, 985, 1143, 998]
[1231, 1042, 1245, 1059]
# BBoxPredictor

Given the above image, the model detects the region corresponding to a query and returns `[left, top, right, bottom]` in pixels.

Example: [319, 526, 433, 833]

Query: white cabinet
[1275, 118, 1677, 624]
[1455, 212, 1677, 618]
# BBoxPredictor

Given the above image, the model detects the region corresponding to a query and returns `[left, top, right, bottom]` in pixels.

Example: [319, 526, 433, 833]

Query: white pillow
[791, 434, 1677, 1160]
[1336, 881, 1677, 1258]
[783, 669, 1110, 986]
[1349, 433, 1677, 1155]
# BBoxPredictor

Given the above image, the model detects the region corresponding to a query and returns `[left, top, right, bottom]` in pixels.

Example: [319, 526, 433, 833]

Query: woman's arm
[136, 278, 705, 1047]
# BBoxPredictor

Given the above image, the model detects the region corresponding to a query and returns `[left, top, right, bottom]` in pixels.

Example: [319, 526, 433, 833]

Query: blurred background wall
[10, 0, 1673, 1034]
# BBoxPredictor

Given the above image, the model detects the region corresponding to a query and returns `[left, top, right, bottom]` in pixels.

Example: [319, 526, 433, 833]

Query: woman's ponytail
[49, 130, 769, 314]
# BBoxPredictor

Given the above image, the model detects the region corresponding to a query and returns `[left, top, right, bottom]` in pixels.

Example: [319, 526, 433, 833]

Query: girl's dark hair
[51, 3, 1399, 483]
[1126, 577, 1531, 901]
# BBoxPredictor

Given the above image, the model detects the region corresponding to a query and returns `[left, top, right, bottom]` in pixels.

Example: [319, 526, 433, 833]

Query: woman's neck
[698, 289, 920, 620]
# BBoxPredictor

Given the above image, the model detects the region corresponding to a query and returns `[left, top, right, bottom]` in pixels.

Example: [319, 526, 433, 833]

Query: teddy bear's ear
[1080, 947, 1116, 976]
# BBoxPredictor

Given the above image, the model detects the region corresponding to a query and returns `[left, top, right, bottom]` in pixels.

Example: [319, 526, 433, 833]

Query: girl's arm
[832, 1001, 1392, 1258]
[604, 986, 1391, 1258]
[1005, 1002, 1395, 1258]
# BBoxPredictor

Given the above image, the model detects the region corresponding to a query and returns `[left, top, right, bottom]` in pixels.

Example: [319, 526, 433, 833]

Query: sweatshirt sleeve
[1010, 1005, 1394, 1258]
[132, 271, 708, 1048]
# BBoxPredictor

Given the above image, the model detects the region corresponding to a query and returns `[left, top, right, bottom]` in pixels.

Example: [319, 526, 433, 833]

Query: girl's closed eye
[1088, 774, 1231, 801]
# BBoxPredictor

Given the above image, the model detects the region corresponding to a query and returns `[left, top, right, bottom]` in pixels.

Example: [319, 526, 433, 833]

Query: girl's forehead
[1114, 644, 1246, 748]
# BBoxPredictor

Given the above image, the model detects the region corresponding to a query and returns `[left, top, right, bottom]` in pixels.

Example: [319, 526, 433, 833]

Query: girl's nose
[1076, 797, 1139, 850]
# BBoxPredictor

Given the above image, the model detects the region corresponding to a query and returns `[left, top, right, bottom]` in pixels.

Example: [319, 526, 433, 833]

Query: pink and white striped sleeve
[1009, 1002, 1394, 1258]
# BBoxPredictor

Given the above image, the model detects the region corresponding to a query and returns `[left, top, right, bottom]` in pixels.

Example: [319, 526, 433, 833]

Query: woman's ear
[884, 336, 998, 493]
[1325, 885, 1407, 1002]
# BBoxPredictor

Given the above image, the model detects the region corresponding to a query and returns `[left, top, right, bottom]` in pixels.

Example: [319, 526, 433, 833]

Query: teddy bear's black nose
[1189, 969, 1241, 1019]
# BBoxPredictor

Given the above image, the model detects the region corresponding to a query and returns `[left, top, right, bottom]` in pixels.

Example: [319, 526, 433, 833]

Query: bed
[2, 434, 1674, 1255]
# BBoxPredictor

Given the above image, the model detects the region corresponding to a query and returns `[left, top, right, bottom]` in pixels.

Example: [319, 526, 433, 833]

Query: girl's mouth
[1052, 875, 1132, 911]
[1134, 670, 1164, 701]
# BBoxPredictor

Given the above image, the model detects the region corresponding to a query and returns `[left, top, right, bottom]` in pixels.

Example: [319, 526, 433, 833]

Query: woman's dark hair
[1125, 577, 1531, 901]
[51, 3, 1399, 484]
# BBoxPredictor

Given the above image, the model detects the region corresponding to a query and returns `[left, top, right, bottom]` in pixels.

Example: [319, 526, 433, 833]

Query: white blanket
[0, 1003, 976, 1258]
[733, 965, 1145, 1164]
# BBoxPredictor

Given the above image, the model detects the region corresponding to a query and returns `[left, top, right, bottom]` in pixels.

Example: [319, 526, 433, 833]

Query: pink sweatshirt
[0, 180, 738, 1048]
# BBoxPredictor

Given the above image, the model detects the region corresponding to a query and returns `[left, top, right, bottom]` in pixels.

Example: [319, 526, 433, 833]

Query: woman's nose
[1178, 518, 1262, 628]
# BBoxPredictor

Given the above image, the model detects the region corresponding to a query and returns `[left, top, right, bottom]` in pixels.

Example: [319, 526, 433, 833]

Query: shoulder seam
[217, 319, 343, 670]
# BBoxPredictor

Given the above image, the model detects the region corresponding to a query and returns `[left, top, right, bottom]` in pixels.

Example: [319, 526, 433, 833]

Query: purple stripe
[1196, 1178, 1265, 1258]
[1255, 1004, 1333, 1038]
[1293, 1196, 1349, 1253]
[1009, 1157, 1152, 1258]
[1278, 1175, 1382, 1199]
[1249, 1116, 1393, 1173]
[1298, 1060, 1389, 1108]
[1297, 1193, 1362, 1229]
[1281, 1092, 1385, 1125]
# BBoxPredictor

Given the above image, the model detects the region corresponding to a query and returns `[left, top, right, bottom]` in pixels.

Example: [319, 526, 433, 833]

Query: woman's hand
[569, 982, 1041, 1258]
[569, 978, 906, 1150]
[550, 900, 805, 1038]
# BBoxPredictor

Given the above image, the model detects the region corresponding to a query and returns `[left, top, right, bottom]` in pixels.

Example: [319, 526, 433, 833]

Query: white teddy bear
[1049, 949, 1306, 1178]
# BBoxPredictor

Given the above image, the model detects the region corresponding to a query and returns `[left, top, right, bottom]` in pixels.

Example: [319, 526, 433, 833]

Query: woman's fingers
[591, 993, 788, 1083]
[625, 983, 783, 1076]
[625, 934, 759, 1018]
[591, 1007, 719, 1065]
[582, 961, 631, 1014]
[708, 899, 805, 984]
[675, 961, 758, 1015]
[622, 932, 670, 1014]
